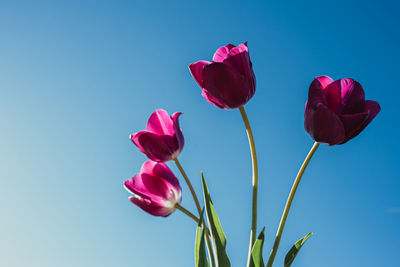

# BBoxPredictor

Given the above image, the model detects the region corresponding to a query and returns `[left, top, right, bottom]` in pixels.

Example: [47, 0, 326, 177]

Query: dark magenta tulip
[304, 76, 380, 145]
[130, 109, 184, 162]
[189, 42, 256, 109]
[124, 161, 182, 217]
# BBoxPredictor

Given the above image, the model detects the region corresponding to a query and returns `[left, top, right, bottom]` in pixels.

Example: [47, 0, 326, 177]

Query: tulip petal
[224, 53, 256, 95]
[189, 61, 210, 88]
[129, 196, 174, 217]
[201, 89, 227, 109]
[172, 112, 184, 151]
[323, 80, 342, 113]
[125, 172, 177, 202]
[340, 79, 366, 114]
[217, 42, 255, 105]
[203, 63, 250, 109]
[340, 79, 365, 105]
[223, 45, 253, 82]
[226, 42, 248, 58]
[146, 109, 175, 136]
[124, 173, 165, 200]
[213, 44, 235, 62]
[365, 100, 381, 120]
[140, 160, 158, 174]
[131, 131, 178, 162]
[307, 77, 333, 108]
[315, 76, 334, 89]
[140, 173, 172, 200]
[144, 161, 181, 191]
[124, 174, 149, 199]
[305, 103, 345, 145]
[341, 100, 380, 142]
[339, 111, 369, 144]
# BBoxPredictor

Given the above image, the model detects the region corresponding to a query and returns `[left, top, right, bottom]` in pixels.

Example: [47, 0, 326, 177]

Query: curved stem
[175, 203, 213, 235]
[174, 159, 215, 267]
[266, 142, 320, 267]
[239, 106, 259, 267]
[175, 203, 200, 223]
[174, 158, 202, 215]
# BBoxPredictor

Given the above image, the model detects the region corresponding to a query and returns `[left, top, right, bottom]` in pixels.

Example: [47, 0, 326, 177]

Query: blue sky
[0, 1, 399, 266]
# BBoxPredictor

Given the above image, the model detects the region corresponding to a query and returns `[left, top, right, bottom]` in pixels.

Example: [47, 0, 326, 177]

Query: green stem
[239, 106, 259, 267]
[174, 158, 215, 267]
[174, 158, 202, 215]
[266, 142, 320, 267]
[175, 203, 200, 223]
[175, 203, 212, 236]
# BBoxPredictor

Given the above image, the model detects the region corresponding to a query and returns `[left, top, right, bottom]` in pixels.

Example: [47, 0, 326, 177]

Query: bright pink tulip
[130, 109, 184, 162]
[189, 42, 256, 109]
[304, 76, 380, 145]
[124, 161, 182, 217]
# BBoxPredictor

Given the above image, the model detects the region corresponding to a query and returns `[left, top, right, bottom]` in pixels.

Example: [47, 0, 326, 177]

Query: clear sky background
[1, 1, 399, 266]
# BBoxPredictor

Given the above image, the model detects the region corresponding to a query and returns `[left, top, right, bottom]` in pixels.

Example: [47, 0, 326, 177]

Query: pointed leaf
[201, 172, 231, 267]
[195, 209, 209, 267]
[250, 227, 265, 267]
[284, 232, 313, 267]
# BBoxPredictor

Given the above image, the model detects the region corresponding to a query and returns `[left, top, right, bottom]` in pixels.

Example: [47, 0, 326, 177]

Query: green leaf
[250, 227, 265, 267]
[284, 232, 313, 267]
[201, 172, 231, 267]
[195, 209, 209, 267]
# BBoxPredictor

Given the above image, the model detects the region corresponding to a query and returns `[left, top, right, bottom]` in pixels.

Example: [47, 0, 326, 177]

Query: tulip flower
[189, 42, 256, 109]
[304, 76, 380, 145]
[130, 109, 184, 162]
[124, 161, 182, 217]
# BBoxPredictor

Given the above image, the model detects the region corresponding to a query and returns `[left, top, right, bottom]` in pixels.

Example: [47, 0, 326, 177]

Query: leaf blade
[250, 227, 266, 267]
[195, 209, 209, 267]
[284, 232, 313, 267]
[201, 172, 231, 267]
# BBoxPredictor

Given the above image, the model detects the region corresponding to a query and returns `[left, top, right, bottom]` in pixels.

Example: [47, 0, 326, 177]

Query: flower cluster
[123, 42, 380, 267]
[126, 109, 184, 216]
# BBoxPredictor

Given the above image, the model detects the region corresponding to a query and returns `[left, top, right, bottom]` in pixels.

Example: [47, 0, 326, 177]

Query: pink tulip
[130, 109, 184, 162]
[124, 161, 182, 217]
[189, 42, 256, 109]
[304, 76, 380, 145]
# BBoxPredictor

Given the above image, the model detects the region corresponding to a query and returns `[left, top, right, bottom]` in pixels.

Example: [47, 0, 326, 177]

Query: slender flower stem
[175, 203, 200, 223]
[173, 158, 215, 267]
[239, 106, 259, 267]
[266, 142, 320, 267]
[175, 203, 212, 235]
[174, 158, 202, 215]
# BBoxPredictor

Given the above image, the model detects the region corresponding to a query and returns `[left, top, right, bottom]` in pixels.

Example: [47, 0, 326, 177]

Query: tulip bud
[130, 109, 184, 162]
[189, 42, 256, 109]
[124, 161, 182, 217]
[304, 76, 380, 145]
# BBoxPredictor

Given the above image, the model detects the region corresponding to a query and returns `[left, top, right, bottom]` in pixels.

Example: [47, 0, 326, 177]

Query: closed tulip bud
[304, 76, 380, 145]
[189, 42, 256, 109]
[130, 109, 184, 162]
[124, 161, 182, 217]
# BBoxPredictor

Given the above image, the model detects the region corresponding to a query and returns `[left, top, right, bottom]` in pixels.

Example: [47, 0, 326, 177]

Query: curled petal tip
[172, 111, 183, 116]
[123, 184, 132, 194]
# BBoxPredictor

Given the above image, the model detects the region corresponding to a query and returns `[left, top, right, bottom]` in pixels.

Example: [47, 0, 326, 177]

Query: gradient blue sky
[1, 1, 399, 266]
